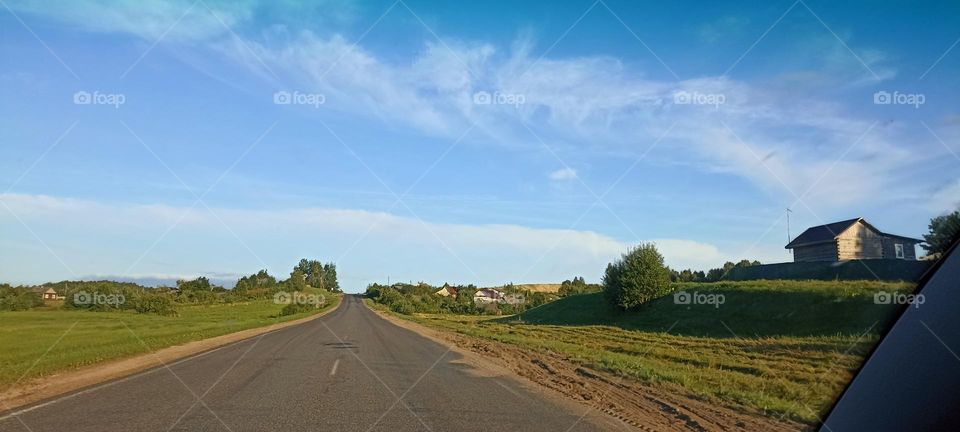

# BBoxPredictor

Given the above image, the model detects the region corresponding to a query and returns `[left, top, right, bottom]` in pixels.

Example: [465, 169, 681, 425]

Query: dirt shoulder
[366, 302, 808, 432]
[1, 298, 342, 413]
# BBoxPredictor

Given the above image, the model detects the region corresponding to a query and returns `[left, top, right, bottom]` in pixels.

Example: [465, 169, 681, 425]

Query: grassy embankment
[0, 289, 340, 387]
[373, 280, 915, 424]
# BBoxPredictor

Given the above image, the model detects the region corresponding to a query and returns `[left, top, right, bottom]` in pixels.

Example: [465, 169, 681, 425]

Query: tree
[177, 277, 212, 291]
[296, 259, 311, 276]
[705, 267, 725, 282]
[0, 285, 42, 311]
[559, 276, 601, 296]
[234, 270, 277, 293]
[322, 263, 340, 292]
[287, 269, 307, 291]
[308, 260, 323, 287]
[922, 210, 960, 256]
[603, 243, 672, 310]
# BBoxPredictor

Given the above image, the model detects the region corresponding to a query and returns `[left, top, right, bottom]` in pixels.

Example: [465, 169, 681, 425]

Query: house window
[894, 243, 905, 259]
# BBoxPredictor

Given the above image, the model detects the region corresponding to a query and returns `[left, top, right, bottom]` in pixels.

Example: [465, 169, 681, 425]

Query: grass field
[0, 291, 340, 388]
[379, 280, 916, 424]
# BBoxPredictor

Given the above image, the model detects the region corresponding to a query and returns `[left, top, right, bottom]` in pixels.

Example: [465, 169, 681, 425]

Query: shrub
[390, 298, 416, 315]
[133, 292, 178, 316]
[604, 243, 672, 310]
[177, 288, 219, 305]
[63, 282, 135, 311]
[280, 302, 315, 316]
[0, 286, 43, 311]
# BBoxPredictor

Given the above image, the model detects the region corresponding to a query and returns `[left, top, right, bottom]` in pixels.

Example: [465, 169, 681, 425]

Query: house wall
[793, 242, 838, 262]
[836, 221, 885, 260]
[880, 238, 918, 260]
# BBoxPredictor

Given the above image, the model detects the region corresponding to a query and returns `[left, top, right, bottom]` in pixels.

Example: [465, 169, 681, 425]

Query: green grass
[379, 280, 916, 424]
[513, 280, 914, 337]
[0, 293, 340, 388]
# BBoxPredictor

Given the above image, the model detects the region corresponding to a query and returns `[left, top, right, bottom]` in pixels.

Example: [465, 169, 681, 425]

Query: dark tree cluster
[557, 276, 603, 297]
[669, 260, 761, 283]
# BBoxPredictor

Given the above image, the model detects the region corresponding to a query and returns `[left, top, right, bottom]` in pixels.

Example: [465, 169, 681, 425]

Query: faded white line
[493, 379, 525, 400]
[329, 359, 341, 376]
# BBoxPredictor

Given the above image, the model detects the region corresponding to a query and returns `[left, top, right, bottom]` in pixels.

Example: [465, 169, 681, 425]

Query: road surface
[0, 296, 613, 431]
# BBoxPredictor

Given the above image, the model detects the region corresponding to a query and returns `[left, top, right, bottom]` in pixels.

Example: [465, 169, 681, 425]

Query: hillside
[511, 280, 914, 337]
[514, 283, 561, 293]
[390, 280, 917, 423]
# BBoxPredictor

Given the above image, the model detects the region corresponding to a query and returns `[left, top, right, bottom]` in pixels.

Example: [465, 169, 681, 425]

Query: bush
[604, 243, 672, 310]
[0, 286, 43, 311]
[280, 302, 315, 316]
[177, 288, 219, 305]
[63, 282, 136, 311]
[133, 292, 178, 316]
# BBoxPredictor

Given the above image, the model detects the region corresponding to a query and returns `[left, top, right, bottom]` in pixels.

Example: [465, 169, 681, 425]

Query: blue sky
[2, 0, 959, 291]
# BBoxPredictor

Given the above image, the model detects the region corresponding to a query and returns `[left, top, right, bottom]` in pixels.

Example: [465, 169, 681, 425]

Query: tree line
[0, 258, 341, 314]
[365, 281, 554, 315]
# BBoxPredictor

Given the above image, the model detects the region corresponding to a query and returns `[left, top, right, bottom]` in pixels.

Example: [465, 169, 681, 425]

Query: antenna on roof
[786, 208, 793, 254]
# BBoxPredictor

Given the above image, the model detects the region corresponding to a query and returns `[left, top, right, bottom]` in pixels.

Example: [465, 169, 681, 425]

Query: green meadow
[380, 280, 915, 424]
[0, 293, 340, 388]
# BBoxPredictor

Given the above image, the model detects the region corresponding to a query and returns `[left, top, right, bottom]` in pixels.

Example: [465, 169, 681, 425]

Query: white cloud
[0, 194, 729, 288]
[928, 179, 960, 214]
[548, 167, 577, 181]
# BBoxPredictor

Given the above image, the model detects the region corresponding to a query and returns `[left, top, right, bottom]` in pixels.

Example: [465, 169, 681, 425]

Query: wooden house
[785, 218, 921, 262]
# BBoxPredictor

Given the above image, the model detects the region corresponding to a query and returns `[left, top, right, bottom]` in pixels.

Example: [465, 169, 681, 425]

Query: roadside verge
[363, 299, 804, 432]
[1, 296, 342, 413]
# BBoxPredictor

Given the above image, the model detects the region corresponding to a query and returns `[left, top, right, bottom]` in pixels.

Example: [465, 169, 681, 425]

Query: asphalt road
[1, 296, 612, 431]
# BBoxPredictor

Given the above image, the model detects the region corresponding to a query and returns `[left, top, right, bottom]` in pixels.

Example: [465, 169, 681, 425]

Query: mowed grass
[0, 292, 340, 388]
[389, 280, 915, 424]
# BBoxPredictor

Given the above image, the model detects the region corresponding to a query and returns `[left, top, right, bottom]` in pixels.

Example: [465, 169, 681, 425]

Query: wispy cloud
[6, 0, 933, 213]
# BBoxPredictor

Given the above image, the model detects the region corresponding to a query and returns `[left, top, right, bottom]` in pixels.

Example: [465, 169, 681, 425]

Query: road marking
[329, 359, 340, 376]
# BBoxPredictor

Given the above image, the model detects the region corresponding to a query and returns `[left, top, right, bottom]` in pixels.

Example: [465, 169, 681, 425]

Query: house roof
[474, 288, 501, 297]
[30, 286, 57, 294]
[785, 217, 922, 249]
[435, 286, 457, 295]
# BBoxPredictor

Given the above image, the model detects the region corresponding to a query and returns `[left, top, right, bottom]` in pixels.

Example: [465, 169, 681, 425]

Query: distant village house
[434, 285, 458, 297]
[785, 218, 921, 262]
[31, 286, 62, 301]
[472, 288, 503, 304]
[501, 293, 525, 306]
